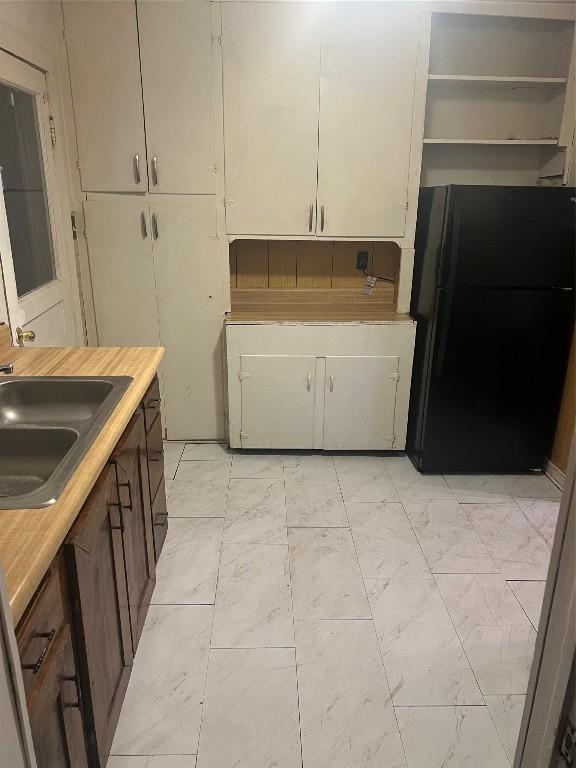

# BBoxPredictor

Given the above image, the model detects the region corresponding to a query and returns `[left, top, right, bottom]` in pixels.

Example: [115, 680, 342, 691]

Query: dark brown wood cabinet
[111, 409, 156, 653]
[17, 556, 88, 768]
[18, 378, 167, 768]
[66, 464, 133, 766]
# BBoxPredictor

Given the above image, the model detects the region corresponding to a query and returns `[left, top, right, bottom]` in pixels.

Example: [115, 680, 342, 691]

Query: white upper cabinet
[221, 2, 420, 239]
[64, 1, 147, 192]
[138, 0, 216, 194]
[317, 5, 419, 238]
[65, 0, 215, 194]
[222, 3, 322, 236]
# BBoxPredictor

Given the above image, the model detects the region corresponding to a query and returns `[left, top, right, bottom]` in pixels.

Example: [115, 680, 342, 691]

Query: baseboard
[545, 458, 565, 491]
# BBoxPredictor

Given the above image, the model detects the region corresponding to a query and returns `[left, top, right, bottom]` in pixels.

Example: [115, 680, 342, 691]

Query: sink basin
[0, 379, 115, 425]
[0, 376, 132, 509]
[0, 428, 78, 500]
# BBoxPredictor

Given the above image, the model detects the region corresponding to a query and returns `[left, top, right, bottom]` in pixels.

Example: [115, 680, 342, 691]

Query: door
[222, 3, 321, 235]
[240, 355, 316, 449]
[138, 0, 216, 194]
[317, 5, 419, 238]
[420, 288, 574, 472]
[64, 1, 147, 192]
[151, 196, 225, 439]
[323, 356, 399, 450]
[67, 465, 133, 767]
[27, 625, 88, 768]
[84, 197, 161, 347]
[0, 50, 74, 346]
[112, 411, 155, 654]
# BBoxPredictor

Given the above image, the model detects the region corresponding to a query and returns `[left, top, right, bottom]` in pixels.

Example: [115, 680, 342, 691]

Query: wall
[0, 1, 85, 344]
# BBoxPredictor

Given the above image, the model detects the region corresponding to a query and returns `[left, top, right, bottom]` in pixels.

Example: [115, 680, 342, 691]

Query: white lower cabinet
[226, 322, 416, 450]
[323, 356, 399, 450]
[239, 355, 316, 449]
[84, 194, 227, 441]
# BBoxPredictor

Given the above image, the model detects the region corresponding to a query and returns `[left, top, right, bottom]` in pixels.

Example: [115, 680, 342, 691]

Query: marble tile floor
[110, 448, 561, 768]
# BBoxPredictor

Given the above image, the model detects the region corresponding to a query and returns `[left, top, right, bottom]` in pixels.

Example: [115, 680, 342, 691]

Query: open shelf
[423, 138, 559, 145]
[428, 75, 567, 87]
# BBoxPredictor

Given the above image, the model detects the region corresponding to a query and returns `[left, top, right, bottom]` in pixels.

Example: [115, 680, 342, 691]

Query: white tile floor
[110, 448, 561, 768]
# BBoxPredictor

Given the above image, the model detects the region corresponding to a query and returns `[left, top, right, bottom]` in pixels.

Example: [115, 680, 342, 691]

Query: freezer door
[440, 186, 576, 289]
[415, 287, 573, 472]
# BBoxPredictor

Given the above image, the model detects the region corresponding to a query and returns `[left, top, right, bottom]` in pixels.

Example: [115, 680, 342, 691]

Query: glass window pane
[0, 81, 56, 297]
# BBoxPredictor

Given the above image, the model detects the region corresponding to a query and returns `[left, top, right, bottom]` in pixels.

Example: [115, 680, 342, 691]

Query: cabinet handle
[133, 154, 141, 184]
[62, 674, 83, 710]
[151, 156, 159, 186]
[329, 373, 334, 392]
[306, 372, 311, 392]
[109, 503, 125, 532]
[152, 212, 159, 240]
[154, 512, 168, 526]
[118, 480, 133, 511]
[308, 204, 313, 233]
[141, 212, 148, 239]
[320, 205, 325, 233]
[22, 629, 56, 673]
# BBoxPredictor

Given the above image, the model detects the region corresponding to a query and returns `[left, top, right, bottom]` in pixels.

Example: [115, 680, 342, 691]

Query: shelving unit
[421, 13, 575, 186]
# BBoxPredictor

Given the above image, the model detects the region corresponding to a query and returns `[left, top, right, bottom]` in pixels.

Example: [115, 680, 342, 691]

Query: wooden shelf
[423, 138, 559, 146]
[228, 288, 409, 323]
[428, 75, 567, 86]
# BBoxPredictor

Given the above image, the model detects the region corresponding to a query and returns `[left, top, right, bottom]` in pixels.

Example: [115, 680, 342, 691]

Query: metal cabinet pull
[62, 674, 83, 710]
[118, 480, 133, 511]
[308, 204, 313, 233]
[320, 205, 325, 233]
[141, 212, 148, 239]
[133, 154, 141, 184]
[329, 374, 334, 392]
[154, 512, 168, 527]
[306, 372, 311, 392]
[22, 629, 56, 673]
[152, 212, 159, 240]
[151, 156, 159, 186]
[109, 503, 125, 532]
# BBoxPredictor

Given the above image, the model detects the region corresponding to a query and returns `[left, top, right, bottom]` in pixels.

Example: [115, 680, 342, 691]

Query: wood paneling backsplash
[229, 240, 400, 290]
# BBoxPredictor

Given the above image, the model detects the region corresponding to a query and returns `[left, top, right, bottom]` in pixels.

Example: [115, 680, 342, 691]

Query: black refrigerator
[407, 185, 575, 473]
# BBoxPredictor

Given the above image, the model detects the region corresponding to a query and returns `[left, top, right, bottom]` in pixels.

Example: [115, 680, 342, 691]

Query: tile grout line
[283, 455, 306, 768]
[332, 455, 412, 768]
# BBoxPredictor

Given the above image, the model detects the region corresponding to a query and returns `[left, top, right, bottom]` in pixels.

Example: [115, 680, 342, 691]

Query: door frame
[0, 19, 83, 345]
[515, 438, 575, 767]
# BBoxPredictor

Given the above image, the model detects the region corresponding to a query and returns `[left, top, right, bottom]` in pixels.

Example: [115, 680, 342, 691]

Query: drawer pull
[146, 398, 161, 407]
[22, 629, 56, 673]
[109, 504, 125, 533]
[154, 512, 168, 527]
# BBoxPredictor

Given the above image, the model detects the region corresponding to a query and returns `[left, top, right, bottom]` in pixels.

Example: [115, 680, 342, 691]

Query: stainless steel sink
[0, 376, 132, 509]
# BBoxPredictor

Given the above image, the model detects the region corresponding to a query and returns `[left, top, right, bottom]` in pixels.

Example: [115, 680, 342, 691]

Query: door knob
[16, 327, 36, 345]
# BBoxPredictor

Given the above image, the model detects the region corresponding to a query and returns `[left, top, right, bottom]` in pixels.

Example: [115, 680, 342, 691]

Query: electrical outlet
[356, 251, 369, 271]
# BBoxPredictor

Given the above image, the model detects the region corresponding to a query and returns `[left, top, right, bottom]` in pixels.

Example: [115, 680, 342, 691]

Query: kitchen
[0, 1, 574, 767]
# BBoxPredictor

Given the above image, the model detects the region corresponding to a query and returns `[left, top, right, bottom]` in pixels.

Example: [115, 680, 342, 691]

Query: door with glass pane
[0, 50, 72, 346]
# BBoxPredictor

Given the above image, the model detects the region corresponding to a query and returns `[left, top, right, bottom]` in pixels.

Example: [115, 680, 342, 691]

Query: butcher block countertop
[0, 345, 164, 625]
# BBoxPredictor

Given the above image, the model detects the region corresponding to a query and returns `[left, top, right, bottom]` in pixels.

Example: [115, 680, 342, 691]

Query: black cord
[363, 269, 395, 284]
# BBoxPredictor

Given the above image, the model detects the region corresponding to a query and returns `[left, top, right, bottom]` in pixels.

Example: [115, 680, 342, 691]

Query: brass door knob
[16, 327, 36, 345]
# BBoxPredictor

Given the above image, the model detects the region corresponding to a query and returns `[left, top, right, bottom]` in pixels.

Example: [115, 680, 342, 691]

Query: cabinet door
[27, 625, 88, 768]
[317, 5, 419, 237]
[113, 411, 155, 653]
[222, 3, 321, 235]
[138, 0, 216, 193]
[67, 464, 133, 767]
[64, 2, 147, 192]
[84, 198, 161, 347]
[240, 355, 316, 449]
[323, 356, 399, 450]
[152, 195, 224, 440]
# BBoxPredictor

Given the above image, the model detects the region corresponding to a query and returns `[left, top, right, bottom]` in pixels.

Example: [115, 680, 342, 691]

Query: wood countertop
[0, 345, 164, 625]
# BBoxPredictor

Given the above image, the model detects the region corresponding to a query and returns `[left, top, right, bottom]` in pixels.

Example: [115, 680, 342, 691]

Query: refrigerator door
[411, 287, 573, 472]
[439, 186, 576, 289]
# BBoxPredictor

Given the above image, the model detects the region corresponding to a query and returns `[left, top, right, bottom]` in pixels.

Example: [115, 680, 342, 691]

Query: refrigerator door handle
[434, 291, 454, 377]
